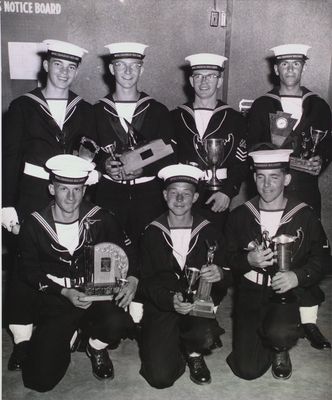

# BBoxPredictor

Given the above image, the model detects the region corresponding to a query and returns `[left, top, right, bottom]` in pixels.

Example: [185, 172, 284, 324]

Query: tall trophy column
[271, 234, 298, 304]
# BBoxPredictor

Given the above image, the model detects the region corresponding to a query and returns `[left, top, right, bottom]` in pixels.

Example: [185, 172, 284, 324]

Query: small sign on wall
[8, 42, 46, 80]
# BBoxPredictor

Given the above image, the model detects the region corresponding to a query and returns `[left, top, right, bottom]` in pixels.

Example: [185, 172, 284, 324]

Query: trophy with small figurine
[290, 127, 328, 175]
[184, 241, 218, 319]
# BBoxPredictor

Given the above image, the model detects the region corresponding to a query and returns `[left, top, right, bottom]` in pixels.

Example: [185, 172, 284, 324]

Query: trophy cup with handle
[78, 136, 100, 162]
[290, 126, 328, 175]
[184, 267, 200, 303]
[189, 240, 218, 319]
[309, 127, 328, 158]
[204, 138, 225, 191]
[271, 234, 298, 304]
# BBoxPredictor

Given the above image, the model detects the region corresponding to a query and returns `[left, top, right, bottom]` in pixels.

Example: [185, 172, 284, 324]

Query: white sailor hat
[249, 149, 293, 169]
[46, 154, 95, 184]
[158, 164, 204, 186]
[270, 44, 311, 61]
[105, 42, 148, 60]
[43, 39, 88, 63]
[185, 53, 227, 71]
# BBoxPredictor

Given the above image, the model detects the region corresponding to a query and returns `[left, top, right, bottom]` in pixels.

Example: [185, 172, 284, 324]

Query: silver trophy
[204, 138, 225, 191]
[290, 126, 328, 176]
[78, 137, 100, 162]
[272, 234, 297, 272]
[184, 267, 200, 303]
[310, 127, 328, 157]
[271, 234, 298, 303]
[184, 241, 217, 319]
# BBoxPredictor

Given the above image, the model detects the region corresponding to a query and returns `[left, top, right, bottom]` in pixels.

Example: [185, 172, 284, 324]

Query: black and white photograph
[1, 1, 331, 399]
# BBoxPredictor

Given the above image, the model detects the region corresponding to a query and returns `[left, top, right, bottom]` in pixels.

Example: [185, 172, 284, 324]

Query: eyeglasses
[192, 73, 220, 82]
[113, 61, 143, 72]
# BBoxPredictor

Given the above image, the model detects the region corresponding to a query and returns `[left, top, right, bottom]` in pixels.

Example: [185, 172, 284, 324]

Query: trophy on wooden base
[184, 241, 217, 319]
[290, 127, 328, 175]
[80, 219, 128, 301]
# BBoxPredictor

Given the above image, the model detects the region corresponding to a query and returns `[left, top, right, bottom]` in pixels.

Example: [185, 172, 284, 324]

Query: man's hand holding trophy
[103, 120, 173, 181]
[179, 241, 222, 319]
[289, 127, 328, 176]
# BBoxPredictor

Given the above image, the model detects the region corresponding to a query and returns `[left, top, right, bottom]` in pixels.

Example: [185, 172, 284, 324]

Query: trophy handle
[220, 133, 234, 166]
[290, 228, 304, 260]
[310, 127, 328, 156]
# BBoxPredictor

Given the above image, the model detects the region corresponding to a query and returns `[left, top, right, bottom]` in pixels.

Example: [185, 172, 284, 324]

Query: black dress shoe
[8, 341, 29, 371]
[302, 323, 331, 350]
[272, 350, 292, 380]
[86, 343, 114, 380]
[187, 355, 211, 385]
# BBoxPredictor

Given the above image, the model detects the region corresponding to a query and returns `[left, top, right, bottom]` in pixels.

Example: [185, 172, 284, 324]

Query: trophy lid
[272, 234, 297, 244]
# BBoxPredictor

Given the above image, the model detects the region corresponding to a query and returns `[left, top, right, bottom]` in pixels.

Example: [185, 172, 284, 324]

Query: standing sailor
[247, 44, 331, 349]
[93, 42, 175, 246]
[2, 39, 95, 229]
[171, 53, 248, 229]
[2, 39, 95, 371]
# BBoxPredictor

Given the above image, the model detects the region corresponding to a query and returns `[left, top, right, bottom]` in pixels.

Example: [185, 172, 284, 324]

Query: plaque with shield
[81, 242, 129, 301]
[290, 127, 328, 175]
[184, 241, 218, 319]
[269, 111, 297, 148]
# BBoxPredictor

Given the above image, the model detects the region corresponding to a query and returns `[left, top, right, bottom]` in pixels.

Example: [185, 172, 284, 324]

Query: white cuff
[2, 207, 19, 232]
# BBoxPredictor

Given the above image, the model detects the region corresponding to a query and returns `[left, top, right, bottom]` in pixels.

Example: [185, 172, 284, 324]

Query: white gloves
[2, 207, 20, 234]
[84, 170, 101, 186]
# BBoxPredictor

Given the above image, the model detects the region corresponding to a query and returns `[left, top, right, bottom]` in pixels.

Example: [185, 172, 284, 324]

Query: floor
[2, 277, 332, 400]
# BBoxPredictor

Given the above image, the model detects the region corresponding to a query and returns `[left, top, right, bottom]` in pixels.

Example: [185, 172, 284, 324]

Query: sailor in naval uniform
[247, 44, 331, 349]
[139, 164, 230, 388]
[17, 155, 138, 392]
[225, 148, 328, 381]
[3, 39, 97, 373]
[93, 42, 175, 246]
[171, 53, 248, 230]
[2, 39, 96, 230]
